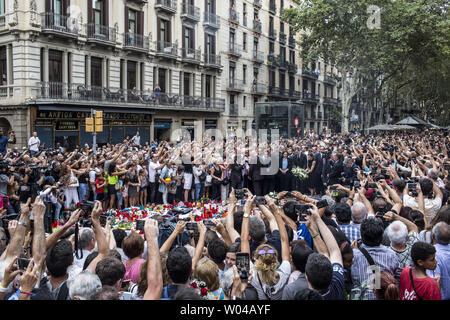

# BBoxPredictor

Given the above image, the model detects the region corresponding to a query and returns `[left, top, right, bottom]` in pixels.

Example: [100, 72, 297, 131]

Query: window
[254, 37, 258, 51]
[318, 83, 321, 97]
[0, 0, 5, 15]
[280, 22, 284, 33]
[229, 29, 235, 44]
[269, 41, 274, 54]
[269, 70, 275, 87]
[243, 3, 247, 26]
[289, 50, 295, 63]
[94, 0, 104, 25]
[243, 65, 247, 84]
[91, 56, 102, 87]
[184, 73, 191, 96]
[183, 26, 194, 50]
[158, 68, 166, 92]
[243, 33, 247, 51]
[229, 65, 235, 84]
[205, 33, 216, 56]
[49, 50, 63, 83]
[269, 16, 274, 32]
[279, 72, 285, 89]
[205, 74, 211, 98]
[205, 0, 215, 14]
[158, 18, 170, 43]
[129, 9, 136, 34]
[243, 95, 247, 108]
[0, 46, 6, 85]
[280, 46, 286, 61]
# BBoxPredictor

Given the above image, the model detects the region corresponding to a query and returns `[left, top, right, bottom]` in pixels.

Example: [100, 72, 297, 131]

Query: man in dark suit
[248, 153, 265, 196]
[328, 152, 343, 186]
[278, 151, 293, 191]
[290, 147, 307, 191]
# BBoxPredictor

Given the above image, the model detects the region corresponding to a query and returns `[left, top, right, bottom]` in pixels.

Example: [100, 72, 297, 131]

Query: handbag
[222, 177, 230, 185]
[409, 267, 423, 300]
[199, 172, 207, 182]
[206, 175, 212, 183]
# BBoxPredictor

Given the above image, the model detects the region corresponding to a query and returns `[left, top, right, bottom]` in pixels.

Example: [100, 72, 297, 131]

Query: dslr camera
[235, 189, 246, 200]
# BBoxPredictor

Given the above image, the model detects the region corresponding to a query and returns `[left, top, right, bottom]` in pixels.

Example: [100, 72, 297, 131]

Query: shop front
[153, 119, 172, 141]
[33, 107, 153, 150]
[254, 102, 305, 138]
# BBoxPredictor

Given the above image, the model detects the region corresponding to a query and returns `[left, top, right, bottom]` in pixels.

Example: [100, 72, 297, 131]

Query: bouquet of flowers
[190, 279, 214, 300]
[292, 167, 309, 181]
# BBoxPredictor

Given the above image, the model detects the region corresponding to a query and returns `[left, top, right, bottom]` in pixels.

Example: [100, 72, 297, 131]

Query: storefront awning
[37, 105, 155, 114]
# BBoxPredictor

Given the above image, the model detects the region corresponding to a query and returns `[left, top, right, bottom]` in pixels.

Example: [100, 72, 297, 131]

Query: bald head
[432, 222, 450, 245]
[351, 202, 367, 224]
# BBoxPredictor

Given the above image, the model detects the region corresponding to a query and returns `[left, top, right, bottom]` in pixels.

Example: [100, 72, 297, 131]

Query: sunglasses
[257, 249, 276, 256]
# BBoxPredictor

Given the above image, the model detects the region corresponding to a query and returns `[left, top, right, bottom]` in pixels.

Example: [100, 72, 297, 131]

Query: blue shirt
[297, 223, 312, 248]
[0, 135, 9, 156]
[338, 224, 361, 243]
[282, 158, 288, 170]
[427, 244, 450, 300]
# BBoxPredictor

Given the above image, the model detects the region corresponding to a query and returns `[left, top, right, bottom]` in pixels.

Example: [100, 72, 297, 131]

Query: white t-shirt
[148, 161, 160, 183]
[89, 170, 96, 192]
[403, 194, 442, 224]
[28, 136, 40, 152]
[250, 260, 292, 300]
[131, 135, 140, 146]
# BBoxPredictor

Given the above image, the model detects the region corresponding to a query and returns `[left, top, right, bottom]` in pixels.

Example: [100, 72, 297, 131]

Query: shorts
[184, 173, 193, 190]
[108, 184, 117, 195]
[95, 193, 105, 201]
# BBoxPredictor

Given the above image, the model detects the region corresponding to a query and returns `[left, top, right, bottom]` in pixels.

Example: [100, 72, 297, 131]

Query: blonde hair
[193, 257, 220, 291]
[253, 244, 280, 287]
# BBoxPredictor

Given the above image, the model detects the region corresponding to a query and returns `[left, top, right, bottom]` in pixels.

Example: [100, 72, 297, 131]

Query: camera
[294, 204, 312, 221]
[316, 199, 328, 209]
[380, 169, 387, 176]
[235, 189, 245, 200]
[353, 180, 361, 188]
[186, 222, 198, 231]
[367, 182, 378, 189]
[254, 196, 267, 206]
[407, 182, 418, 197]
[78, 200, 95, 217]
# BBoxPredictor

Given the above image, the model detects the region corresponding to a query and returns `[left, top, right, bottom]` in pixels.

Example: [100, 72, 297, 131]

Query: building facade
[0, 0, 368, 149]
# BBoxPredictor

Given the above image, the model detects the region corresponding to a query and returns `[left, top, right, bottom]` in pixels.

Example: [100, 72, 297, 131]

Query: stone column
[43, 48, 49, 82]
[86, 55, 91, 86]
[102, 58, 108, 87]
[6, 44, 12, 85]
[136, 62, 141, 90]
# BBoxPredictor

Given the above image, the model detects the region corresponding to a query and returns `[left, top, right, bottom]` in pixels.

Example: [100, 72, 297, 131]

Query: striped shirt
[338, 224, 361, 243]
[351, 244, 399, 300]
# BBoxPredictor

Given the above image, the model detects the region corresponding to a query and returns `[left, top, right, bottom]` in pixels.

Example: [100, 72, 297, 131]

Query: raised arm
[30, 197, 47, 275]
[240, 195, 255, 255]
[143, 219, 163, 300]
[309, 205, 343, 265]
[225, 188, 240, 242]
[192, 221, 206, 271]
[268, 199, 290, 262]
[304, 215, 329, 259]
[257, 202, 279, 233]
[87, 201, 110, 274]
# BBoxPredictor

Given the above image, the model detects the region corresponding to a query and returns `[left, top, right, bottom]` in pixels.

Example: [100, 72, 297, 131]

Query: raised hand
[144, 218, 159, 240]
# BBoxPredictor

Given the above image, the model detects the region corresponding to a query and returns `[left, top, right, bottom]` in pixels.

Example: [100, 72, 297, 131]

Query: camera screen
[236, 253, 250, 280]
[17, 258, 31, 270]
[186, 222, 198, 231]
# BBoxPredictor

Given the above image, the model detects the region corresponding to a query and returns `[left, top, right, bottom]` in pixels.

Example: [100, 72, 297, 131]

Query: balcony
[180, 47, 201, 64]
[41, 12, 79, 38]
[290, 90, 301, 99]
[317, 112, 323, 119]
[323, 75, 337, 85]
[323, 97, 339, 105]
[269, 1, 276, 13]
[268, 86, 280, 96]
[229, 9, 239, 24]
[204, 53, 221, 68]
[227, 79, 244, 92]
[279, 32, 286, 44]
[203, 12, 220, 30]
[252, 21, 262, 34]
[154, 41, 178, 59]
[228, 42, 242, 58]
[253, 0, 262, 8]
[279, 88, 289, 97]
[123, 33, 149, 52]
[302, 92, 319, 103]
[268, 28, 276, 40]
[155, 0, 177, 14]
[181, 3, 200, 22]
[229, 104, 239, 116]
[302, 68, 319, 79]
[288, 62, 298, 74]
[288, 36, 295, 47]
[267, 53, 278, 67]
[252, 50, 264, 64]
[278, 58, 289, 70]
[251, 82, 267, 95]
[86, 24, 116, 46]
[35, 82, 225, 112]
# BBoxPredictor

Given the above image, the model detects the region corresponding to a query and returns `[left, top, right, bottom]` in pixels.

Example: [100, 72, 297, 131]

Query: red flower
[194, 216, 201, 222]
[191, 282, 198, 289]
[200, 288, 208, 296]
[51, 221, 58, 229]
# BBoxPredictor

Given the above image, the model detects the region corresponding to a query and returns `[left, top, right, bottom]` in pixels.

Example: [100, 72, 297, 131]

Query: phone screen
[17, 258, 31, 271]
[236, 253, 250, 280]
[99, 215, 108, 228]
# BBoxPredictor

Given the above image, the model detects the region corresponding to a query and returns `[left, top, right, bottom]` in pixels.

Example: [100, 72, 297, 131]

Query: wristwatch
[243, 213, 249, 218]
[18, 222, 27, 228]
[231, 296, 241, 300]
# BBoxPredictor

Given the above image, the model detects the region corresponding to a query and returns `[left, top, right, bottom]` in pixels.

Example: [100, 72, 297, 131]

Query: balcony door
[184, 73, 190, 96]
[183, 26, 194, 56]
[205, 0, 215, 14]
[205, 75, 211, 98]
[158, 18, 171, 50]
[49, 50, 63, 97]
[205, 33, 216, 61]
[45, 0, 70, 27]
[88, 0, 109, 36]
[91, 57, 102, 99]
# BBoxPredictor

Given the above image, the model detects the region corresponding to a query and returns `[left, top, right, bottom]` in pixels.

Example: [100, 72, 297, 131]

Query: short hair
[94, 285, 120, 300]
[95, 257, 126, 286]
[204, 229, 219, 247]
[351, 202, 367, 223]
[428, 168, 439, 181]
[122, 231, 145, 259]
[334, 203, 352, 224]
[228, 242, 241, 253]
[207, 239, 228, 265]
[293, 288, 324, 300]
[233, 210, 244, 234]
[419, 178, 433, 196]
[432, 222, 450, 245]
[249, 216, 266, 244]
[113, 229, 127, 248]
[392, 179, 406, 192]
[109, 249, 123, 262]
[291, 242, 313, 273]
[166, 246, 192, 284]
[46, 240, 73, 277]
[411, 241, 436, 265]
[67, 270, 102, 300]
[221, 267, 234, 297]
[360, 218, 385, 247]
[375, 271, 400, 300]
[193, 257, 220, 292]
[386, 221, 408, 246]
[305, 253, 333, 291]
[83, 252, 99, 270]
[79, 229, 95, 249]
[282, 201, 298, 222]
[173, 287, 202, 300]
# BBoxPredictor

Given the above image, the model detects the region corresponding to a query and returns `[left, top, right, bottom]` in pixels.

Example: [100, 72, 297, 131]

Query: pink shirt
[123, 259, 145, 283]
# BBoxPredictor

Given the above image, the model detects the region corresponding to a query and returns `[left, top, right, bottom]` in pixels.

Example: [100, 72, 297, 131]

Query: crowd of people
[0, 128, 449, 301]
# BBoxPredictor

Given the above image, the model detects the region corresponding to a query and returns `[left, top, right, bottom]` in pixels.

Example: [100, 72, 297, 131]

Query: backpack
[350, 247, 379, 300]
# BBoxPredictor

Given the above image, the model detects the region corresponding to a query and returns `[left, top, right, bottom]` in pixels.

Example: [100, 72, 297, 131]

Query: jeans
[54, 202, 62, 221]
[117, 192, 123, 207]
[148, 182, 158, 204]
[195, 183, 204, 202]
[78, 183, 89, 201]
[30, 150, 39, 156]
